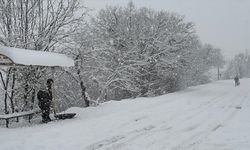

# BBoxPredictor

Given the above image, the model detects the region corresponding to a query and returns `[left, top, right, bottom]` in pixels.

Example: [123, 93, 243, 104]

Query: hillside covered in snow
[1, 78, 250, 150]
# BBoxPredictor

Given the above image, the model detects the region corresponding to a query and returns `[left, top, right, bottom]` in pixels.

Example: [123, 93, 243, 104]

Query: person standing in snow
[37, 79, 54, 123]
[234, 75, 240, 86]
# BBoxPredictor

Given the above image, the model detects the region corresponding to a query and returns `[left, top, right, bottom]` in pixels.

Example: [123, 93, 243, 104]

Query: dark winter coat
[234, 76, 239, 81]
[37, 90, 52, 110]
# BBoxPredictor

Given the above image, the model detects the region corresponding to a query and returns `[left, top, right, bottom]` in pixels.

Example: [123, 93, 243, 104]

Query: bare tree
[0, 0, 87, 113]
[201, 44, 225, 80]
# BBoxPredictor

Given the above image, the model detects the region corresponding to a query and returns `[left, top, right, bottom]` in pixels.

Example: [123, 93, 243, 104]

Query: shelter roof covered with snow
[0, 45, 74, 67]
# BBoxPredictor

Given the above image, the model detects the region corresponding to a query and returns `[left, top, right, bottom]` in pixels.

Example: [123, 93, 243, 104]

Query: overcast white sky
[82, 0, 250, 59]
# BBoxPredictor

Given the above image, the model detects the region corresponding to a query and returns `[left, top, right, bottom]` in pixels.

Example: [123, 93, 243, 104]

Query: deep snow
[1, 79, 250, 150]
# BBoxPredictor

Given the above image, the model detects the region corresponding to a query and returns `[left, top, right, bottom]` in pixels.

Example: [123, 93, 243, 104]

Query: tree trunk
[9, 69, 16, 113]
[75, 54, 90, 107]
[77, 68, 89, 107]
[80, 81, 89, 107]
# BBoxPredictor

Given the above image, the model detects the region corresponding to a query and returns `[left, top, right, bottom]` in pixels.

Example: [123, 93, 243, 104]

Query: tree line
[224, 51, 250, 79]
[0, 1, 225, 114]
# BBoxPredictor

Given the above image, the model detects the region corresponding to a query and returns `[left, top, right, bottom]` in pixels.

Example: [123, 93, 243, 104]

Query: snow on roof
[0, 45, 74, 67]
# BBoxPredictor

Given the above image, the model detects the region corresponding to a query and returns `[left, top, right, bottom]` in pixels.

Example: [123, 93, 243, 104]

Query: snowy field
[1, 79, 250, 150]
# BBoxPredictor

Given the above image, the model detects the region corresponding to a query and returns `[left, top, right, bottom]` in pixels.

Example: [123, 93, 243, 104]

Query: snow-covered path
[1, 79, 250, 150]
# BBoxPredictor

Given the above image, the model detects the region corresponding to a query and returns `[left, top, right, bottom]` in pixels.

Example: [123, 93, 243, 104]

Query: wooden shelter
[0, 45, 75, 127]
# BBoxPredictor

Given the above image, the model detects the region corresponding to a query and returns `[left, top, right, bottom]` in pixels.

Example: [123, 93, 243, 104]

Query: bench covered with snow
[0, 109, 41, 128]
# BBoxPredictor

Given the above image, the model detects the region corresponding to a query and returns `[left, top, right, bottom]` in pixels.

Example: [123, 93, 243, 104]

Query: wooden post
[28, 115, 31, 123]
[51, 67, 57, 115]
[6, 119, 9, 128]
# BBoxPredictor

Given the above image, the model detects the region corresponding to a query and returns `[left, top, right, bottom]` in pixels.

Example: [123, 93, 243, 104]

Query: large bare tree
[0, 0, 87, 113]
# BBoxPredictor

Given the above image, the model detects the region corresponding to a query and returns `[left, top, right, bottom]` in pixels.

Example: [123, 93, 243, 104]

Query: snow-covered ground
[1, 79, 250, 150]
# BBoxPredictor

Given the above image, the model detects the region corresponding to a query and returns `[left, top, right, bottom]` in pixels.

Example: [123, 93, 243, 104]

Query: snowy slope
[1, 79, 250, 150]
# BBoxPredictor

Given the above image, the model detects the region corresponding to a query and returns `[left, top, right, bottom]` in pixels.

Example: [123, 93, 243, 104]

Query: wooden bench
[0, 109, 41, 128]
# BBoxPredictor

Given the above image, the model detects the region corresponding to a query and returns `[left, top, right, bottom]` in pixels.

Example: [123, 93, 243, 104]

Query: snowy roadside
[0, 79, 250, 150]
